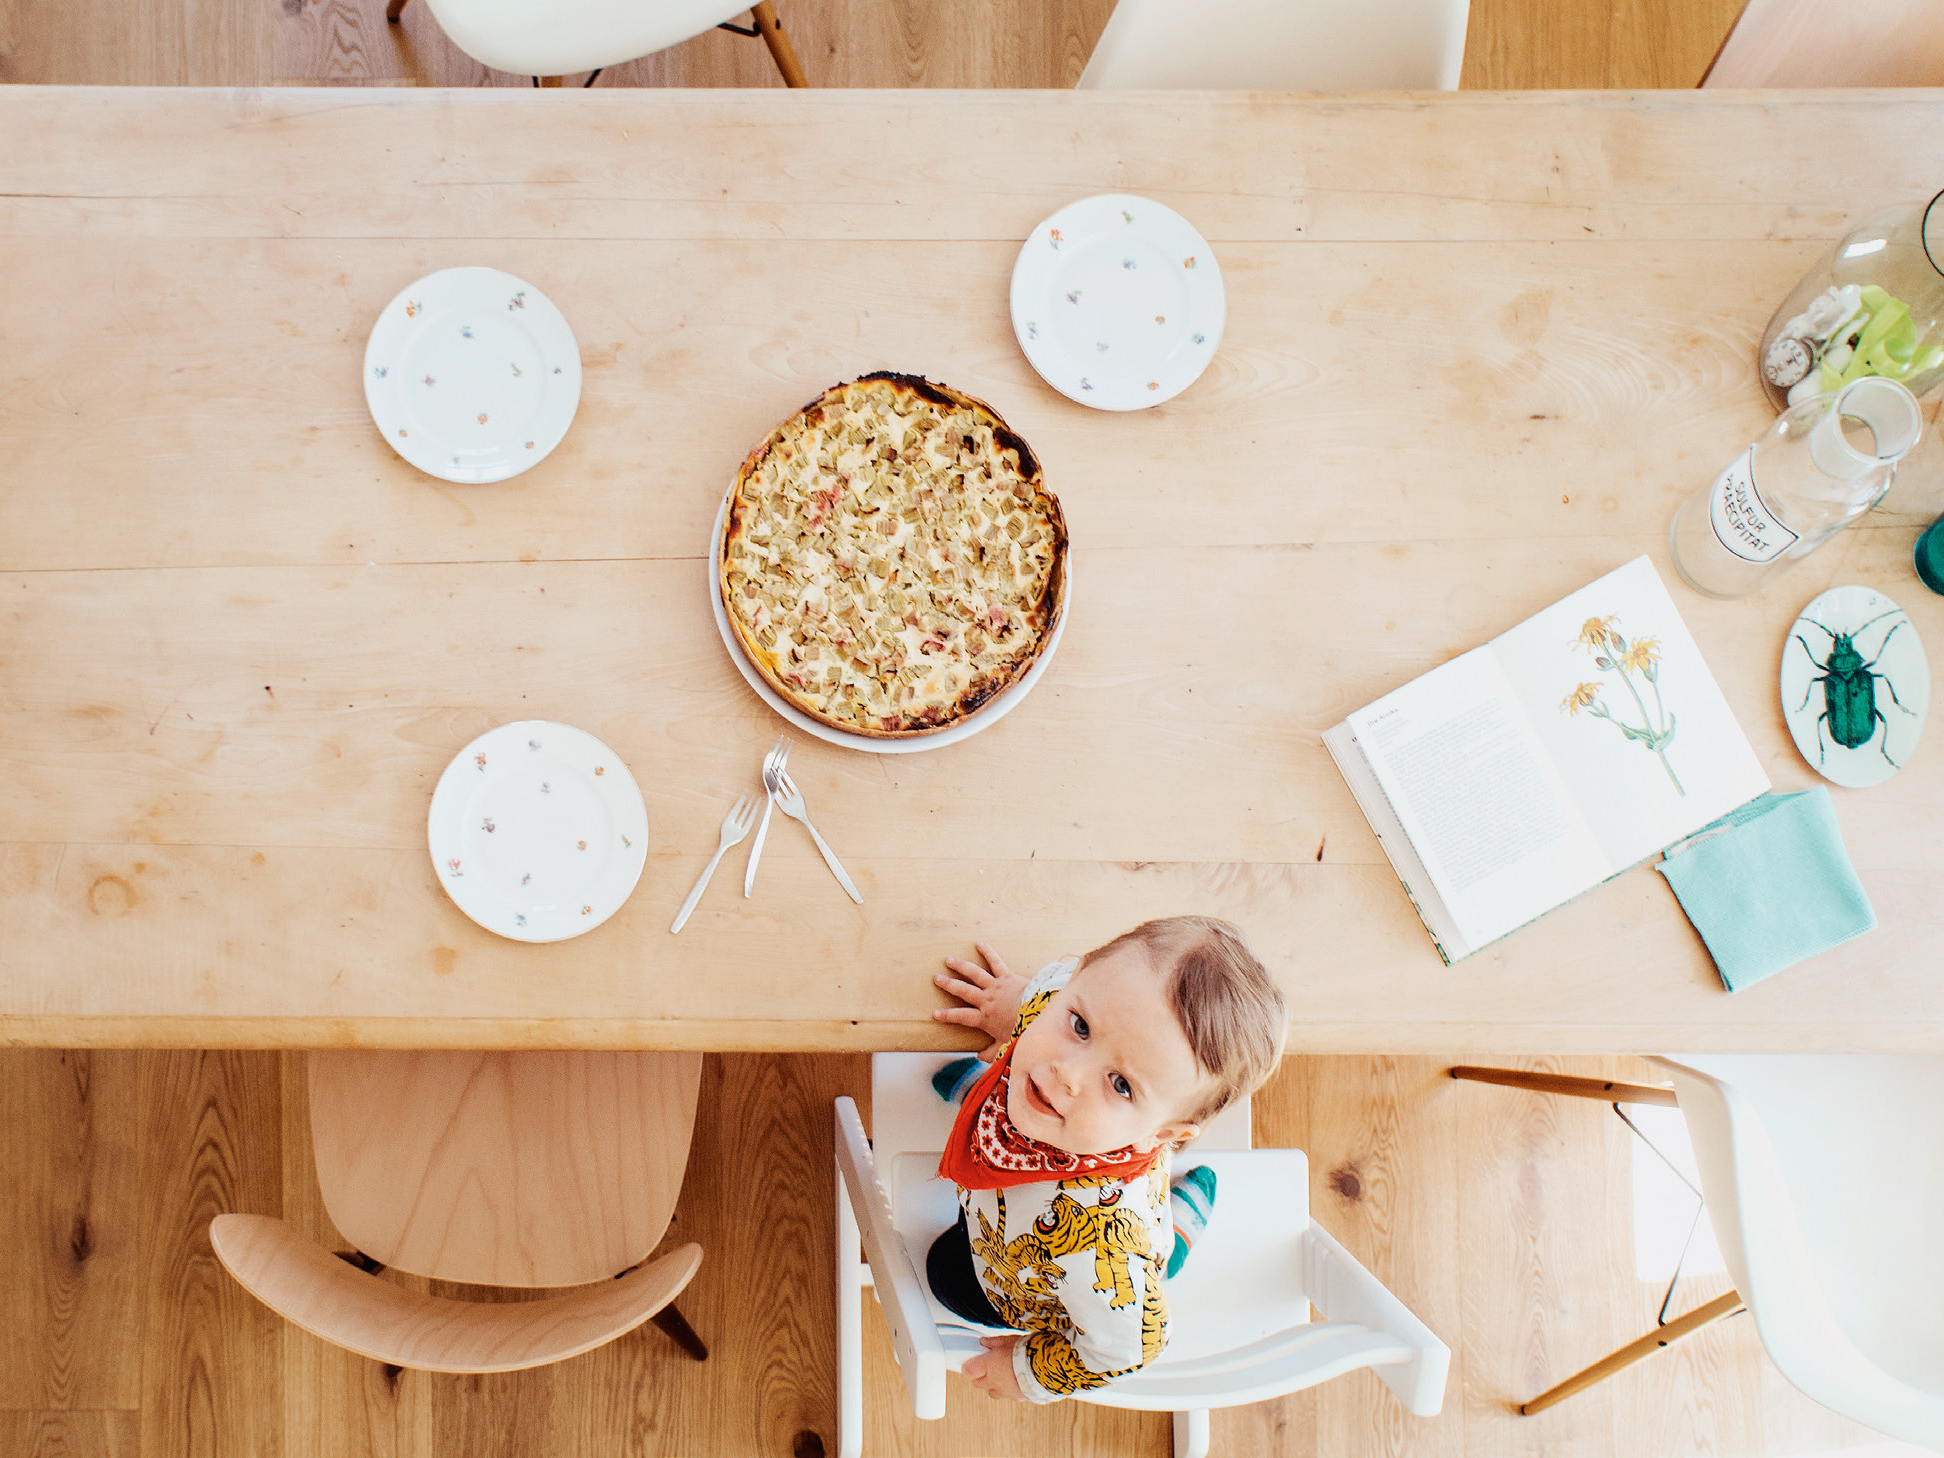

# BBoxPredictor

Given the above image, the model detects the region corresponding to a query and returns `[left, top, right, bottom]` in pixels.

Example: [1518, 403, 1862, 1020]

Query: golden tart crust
[720, 372, 1066, 738]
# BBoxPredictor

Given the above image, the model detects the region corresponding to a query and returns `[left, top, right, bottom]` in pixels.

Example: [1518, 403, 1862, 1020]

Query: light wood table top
[3, 85, 1942, 1052]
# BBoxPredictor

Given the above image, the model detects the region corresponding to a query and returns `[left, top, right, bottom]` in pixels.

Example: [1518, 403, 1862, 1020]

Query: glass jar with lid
[1759, 189, 1944, 410]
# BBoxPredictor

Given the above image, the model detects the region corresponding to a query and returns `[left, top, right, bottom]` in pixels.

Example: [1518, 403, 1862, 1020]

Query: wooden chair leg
[385, 0, 407, 19]
[1520, 1290, 1744, 1414]
[651, 1300, 709, 1361]
[750, 2, 809, 88]
[1449, 1066, 1679, 1107]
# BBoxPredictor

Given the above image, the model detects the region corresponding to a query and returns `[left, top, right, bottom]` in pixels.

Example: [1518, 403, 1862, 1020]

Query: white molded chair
[386, 0, 807, 88]
[1454, 1056, 1944, 1449]
[1660, 1055, 1944, 1450]
[1077, 0, 1470, 90]
[835, 1053, 1448, 1458]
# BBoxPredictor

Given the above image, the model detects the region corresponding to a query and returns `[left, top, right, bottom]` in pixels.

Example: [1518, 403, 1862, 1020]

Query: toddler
[926, 915, 1287, 1403]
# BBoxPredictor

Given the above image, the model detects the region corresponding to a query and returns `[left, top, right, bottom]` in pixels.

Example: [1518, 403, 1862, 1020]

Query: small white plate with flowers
[364, 267, 582, 484]
[1009, 194, 1224, 412]
[428, 721, 647, 942]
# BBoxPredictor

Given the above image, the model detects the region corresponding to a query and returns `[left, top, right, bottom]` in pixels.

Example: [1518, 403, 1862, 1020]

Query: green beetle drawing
[1791, 608, 1916, 767]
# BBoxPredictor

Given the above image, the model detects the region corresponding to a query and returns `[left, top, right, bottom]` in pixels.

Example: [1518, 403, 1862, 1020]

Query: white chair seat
[1656, 1054, 1944, 1449]
[837, 1053, 1448, 1457]
[1076, 0, 1471, 91]
[418, 0, 753, 77]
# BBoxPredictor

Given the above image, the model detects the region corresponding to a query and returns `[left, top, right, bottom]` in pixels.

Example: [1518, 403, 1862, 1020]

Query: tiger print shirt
[953, 959, 1174, 1404]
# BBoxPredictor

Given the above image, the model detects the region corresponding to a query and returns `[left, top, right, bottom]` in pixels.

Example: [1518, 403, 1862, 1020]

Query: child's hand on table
[933, 942, 1031, 1058]
[963, 1334, 1026, 1400]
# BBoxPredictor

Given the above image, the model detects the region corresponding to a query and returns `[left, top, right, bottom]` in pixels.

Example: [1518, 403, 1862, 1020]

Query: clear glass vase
[1671, 376, 1924, 599]
[1758, 189, 1944, 410]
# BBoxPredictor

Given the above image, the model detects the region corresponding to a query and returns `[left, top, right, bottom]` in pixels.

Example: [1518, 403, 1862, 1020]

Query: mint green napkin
[1656, 788, 1876, 993]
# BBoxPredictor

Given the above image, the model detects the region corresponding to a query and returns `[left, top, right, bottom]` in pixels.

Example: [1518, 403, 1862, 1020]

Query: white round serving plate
[364, 267, 582, 484]
[1780, 585, 1929, 788]
[1009, 193, 1225, 412]
[428, 720, 648, 942]
[707, 488, 1069, 755]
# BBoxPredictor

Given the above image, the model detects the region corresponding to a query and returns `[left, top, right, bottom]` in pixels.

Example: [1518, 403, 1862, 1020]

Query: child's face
[1005, 944, 1206, 1155]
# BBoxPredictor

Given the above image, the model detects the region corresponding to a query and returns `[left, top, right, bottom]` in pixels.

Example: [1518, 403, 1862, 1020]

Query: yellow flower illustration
[1574, 615, 1620, 652]
[1620, 636, 1661, 674]
[1560, 682, 1602, 715]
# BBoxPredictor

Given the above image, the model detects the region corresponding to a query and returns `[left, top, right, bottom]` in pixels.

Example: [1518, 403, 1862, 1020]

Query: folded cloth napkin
[1657, 788, 1875, 993]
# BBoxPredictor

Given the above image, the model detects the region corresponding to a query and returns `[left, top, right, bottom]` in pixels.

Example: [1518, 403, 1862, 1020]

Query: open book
[1324, 556, 1770, 963]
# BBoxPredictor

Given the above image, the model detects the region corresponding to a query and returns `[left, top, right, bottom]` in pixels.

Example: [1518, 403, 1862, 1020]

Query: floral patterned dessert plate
[364, 267, 582, 484]
[1009, 194, 1225, 412]
[1781, 585, 1929, 789]
[428, 721, 648, 942]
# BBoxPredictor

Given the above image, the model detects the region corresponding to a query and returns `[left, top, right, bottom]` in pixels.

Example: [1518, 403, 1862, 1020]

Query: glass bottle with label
[1670, 376, 1923, 599]
[1759, 189, 1944, 410]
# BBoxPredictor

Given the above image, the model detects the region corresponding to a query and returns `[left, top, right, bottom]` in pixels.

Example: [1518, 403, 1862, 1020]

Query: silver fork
[743, 736, 790, 898]
[669, 793, 758, 934]
[767, 765, 863, 905]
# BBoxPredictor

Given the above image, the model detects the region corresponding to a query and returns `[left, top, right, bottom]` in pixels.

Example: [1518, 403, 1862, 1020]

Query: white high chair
[834, 1054, 1448, 1458]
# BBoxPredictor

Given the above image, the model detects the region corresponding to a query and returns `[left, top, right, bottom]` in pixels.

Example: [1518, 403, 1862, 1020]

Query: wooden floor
[0, 0, 1747, 89]
[0, 2, 1893, 1457]
[0, 1048, 1906, 1458]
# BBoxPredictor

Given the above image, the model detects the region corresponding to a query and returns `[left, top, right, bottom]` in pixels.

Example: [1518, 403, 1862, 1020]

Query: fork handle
[670, 844, 731, 934]
[801, 820, 863, 905]
[743, 792, 775, 898]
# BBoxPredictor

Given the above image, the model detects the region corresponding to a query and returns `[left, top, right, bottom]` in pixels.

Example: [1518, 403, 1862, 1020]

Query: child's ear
[1140, 1120, 1201, 1152]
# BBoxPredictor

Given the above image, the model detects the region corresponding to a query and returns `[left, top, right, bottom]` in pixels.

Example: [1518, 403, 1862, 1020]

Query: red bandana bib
[936, 1043, 1158, 1191]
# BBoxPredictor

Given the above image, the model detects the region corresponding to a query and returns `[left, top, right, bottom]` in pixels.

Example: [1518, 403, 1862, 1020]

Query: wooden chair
[836, 1054, 1448, 1458]
[1701, 0, 1944, 86]
[1453, 1058, 1944, 1446]
[212, 1049, 707, 1373]
[384, 0, 807, 88]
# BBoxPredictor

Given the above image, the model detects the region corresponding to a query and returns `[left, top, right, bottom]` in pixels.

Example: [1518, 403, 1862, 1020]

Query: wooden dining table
[2, 84, 1941, 1053]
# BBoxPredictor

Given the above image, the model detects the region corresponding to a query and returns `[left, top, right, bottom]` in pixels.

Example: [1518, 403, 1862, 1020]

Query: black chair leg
[651, 1301, 709, 1361]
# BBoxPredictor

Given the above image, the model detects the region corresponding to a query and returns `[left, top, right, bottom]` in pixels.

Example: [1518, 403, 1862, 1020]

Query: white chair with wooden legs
[835, 1053, 1448, 1458]
[384, 0, 807, 89]
[212, 1049, 709, 1373]
[1076, 0, 1470, 91]
[1453, 1057, 1944, 1449]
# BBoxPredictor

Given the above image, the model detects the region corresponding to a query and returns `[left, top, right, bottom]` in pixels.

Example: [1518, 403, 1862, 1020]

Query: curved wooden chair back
[1702, 0, 1944, 86]
[308, 1049, 703, 1287]
[211, 1213, 702, 1373]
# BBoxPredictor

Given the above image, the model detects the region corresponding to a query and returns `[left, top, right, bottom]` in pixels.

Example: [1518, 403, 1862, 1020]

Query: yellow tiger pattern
[967, 1182, 1169, 1395]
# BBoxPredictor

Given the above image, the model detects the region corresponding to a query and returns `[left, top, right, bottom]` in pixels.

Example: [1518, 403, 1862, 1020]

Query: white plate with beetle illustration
[1780, 585, 1929, 788]
[1010, 194, 1224, 412]
[706, 488, 1068, 755]
[364, 267, 582, 484]
[428, 721, 647, 942]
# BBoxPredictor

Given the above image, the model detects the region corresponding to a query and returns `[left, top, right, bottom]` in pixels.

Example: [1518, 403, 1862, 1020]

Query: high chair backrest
[836, 1055, 1450, 1457]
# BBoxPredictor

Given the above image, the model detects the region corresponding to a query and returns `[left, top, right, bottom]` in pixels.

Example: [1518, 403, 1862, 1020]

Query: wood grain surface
[0, 0, 1749, 92]
[210, 1214, 704, 1371]
[0, 1048, 1904, 1458]
[3, 87, 1943, 1051]
[307, 1050, 701, 1286]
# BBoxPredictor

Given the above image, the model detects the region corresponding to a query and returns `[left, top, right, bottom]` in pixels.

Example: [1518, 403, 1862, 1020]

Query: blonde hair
[1080, 915, 1287, 1127]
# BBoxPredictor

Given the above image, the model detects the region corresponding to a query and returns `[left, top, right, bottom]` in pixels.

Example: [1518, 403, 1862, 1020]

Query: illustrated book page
[1326, 556, 1769, 961]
